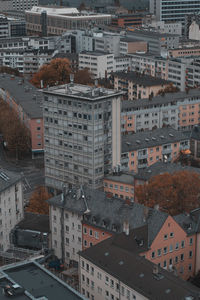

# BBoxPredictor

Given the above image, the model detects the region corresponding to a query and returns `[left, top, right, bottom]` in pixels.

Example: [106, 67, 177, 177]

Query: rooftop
[104, 171, 135, 185]
[16, 212, 49, 233]
[135, 161, 200, 181]
[114, 71, 170, 86]
[128, 28, 179, 38]
[121, 89, 200, 112]
[44, 83, 123, 101]
[0, 74, 43, 119]
[122, 127, 188, 153]
[191, 125, 200, 141]
[80, 50, 113, 56]
[0, 260, 86, 300]
[79, 234, 200, 300]
[0, 168, 21, 193]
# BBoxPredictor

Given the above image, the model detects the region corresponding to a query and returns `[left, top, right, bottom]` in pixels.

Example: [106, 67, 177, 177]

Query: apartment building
[121, 127, 189, 172]
[168, 47, 200, 58]
[113, 56, 131, 73]
[95, 34, 121, 57]
[79, 230, 200, 300]
[26, 6, 111, 36]
[0, 16, 25, 38]
[114, 71, 171, 100]
[43, 83, 122, 191]
[149, 21, 182, 35]
[0, 74, 44, 157]
[111, 14, 143, 28]
[0, 168, 23, 251]
[129, 52, 168, 80]
[121, 89, 200, 133]
[103, 171, 135, 201]
[150, 0, 200, 28]
[79, 51, 114, 79]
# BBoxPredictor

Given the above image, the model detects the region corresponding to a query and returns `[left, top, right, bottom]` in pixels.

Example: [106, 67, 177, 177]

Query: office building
[150, 0, 200, 30]
[43, 82, 123, 191]
[26, 6, 111, 36]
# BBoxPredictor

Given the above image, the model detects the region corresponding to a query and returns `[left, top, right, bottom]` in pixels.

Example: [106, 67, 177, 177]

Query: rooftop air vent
[169, 133, 174, 137]
[145, 138, 149, 142]
[136, 140, 141, 144]
[152, 137, 156, 141]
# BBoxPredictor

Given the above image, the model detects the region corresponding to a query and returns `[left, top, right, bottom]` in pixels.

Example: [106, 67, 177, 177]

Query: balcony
[162, 148, 172, 155]
[138, 153, 148, 159]
[138, 163, 148, 169]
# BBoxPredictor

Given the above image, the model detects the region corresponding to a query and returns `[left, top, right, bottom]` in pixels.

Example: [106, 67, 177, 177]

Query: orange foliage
[74, 68, 93, 85]
[26, 186, 51, 215]
[30, 58, 71, 88]
[135, 171, 200, 215]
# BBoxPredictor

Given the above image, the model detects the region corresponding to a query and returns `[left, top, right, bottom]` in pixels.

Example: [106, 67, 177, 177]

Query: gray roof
[122, 89, 200, 112]
[114, 71, 170, 86]
[47, 186, 168, 247]
[0, 73, 43, 119]
[191, 125, 200, 141]
[122, 127, 188, 153]
[104, 171, 135, 185]
[16, 212, 49, 233]
[128, 29, 179, 38]
[0, 168, 21, 193]
[79, 235, 200, 300]
[0, 260, 86, 300]
[135, 161, 200, 181]
[80, 50, 112, 56]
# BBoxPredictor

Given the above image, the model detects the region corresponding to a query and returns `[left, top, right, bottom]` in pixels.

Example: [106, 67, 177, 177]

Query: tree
[30, 58, 71, 88]
[26, 186, 51, 215]
[0, 99, 31, 158]
[74, 68, 93, 85]
[135, 171, 200, 215]
[79, 1, 86, 10]
[0, 66, 20, 76]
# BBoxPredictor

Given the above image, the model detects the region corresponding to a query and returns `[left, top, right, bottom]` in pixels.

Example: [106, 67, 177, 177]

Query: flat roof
[44, 83, 123, 101]
[114, 71, 170, 86]
[16, 212, 49, 233]
[0, 74, 43, 119]
[0, 260, 86, 300]
[79, 234, 200, 299]
[80, 50, 113, 56]
[122, 127, 188, 153]
[104, 171, 135, 185]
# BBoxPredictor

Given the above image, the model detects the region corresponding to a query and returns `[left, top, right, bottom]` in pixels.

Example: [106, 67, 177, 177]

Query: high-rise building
[43, 81, 123, 192]
[150, 0, 200, 29]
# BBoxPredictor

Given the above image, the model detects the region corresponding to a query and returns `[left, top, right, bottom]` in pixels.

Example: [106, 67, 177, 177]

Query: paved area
[0, 145, 44, 205]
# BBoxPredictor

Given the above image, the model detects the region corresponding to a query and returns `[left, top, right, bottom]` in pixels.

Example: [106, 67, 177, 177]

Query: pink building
[0, 74, 44, 158]
[121, 127, 189, 173]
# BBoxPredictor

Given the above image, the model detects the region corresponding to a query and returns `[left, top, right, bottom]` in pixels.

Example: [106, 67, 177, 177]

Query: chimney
[123, 220, 129, 236]
[70, 73, 74, 85]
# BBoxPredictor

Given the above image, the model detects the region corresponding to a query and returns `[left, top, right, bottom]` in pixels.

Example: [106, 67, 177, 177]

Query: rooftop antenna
[81, 186, 90, 214]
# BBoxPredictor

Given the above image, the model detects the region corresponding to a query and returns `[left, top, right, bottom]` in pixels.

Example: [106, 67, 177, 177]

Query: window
[189, 237, 193, 245]
[164, 247, 167, 254]
[163, 260, 167, 268]
[169, 258, 173, 265]
[169, 244, 173, 252]
[65, 238, 69, 244]
[157, 249, 161, 256]
[65, 225, 69, 232]
[189, 250, 193, 258]
[175, 256, 178, 263]
[189, 264, 192, 271]
[181, 253, 184, 261]
[105, 276, 109, 285]
[170, 232, 174, 238]
[181, 240, 185, 248]
[175, 242, 179, 250]
[95, 231, 99, 239]
[151, 251, 155, 259]
[164, 234, 168, 240]
[156, 147, 159, 152]
[89, 229, 93, 236]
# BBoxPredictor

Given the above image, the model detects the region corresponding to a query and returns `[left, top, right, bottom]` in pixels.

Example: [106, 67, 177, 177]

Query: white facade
[80, 257, 148, 300]
[113, 56, 131, 72]
[0, 173, 24, 251]
[49, 204, 83, 265]
[189, 21, 200, 41]
[79, 52, 114, 78]
[150, 21, 182, 35]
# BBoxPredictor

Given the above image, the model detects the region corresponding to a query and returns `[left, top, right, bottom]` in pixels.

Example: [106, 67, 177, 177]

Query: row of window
[104, 182, 134, 193]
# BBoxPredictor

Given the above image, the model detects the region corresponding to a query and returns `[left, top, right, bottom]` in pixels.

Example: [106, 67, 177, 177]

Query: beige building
[189, 21, 200, 41]
[119, 38, 147, 55]
[114, 71, 171, 100]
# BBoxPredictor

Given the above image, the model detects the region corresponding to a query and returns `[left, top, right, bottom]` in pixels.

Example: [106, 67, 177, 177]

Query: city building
[10, 212, 49, 251]
[114, 71, 171, 100]
[113, 56, 131, 73]
[79, 51, 114, 79]
[126, 29, 179, 55]
[25, 6, 111, 36]
[190, 125, 200, 160]
[0, 74, 44, 157]
[121, 89, 200, 134]
[189, 20, 200, 40]
[0, 168, 23, 251]
[111, 14, 143, 28]
[79, 229, 200, 299]
[150, 0, 200, 30]
[0, 15, 25, 38]
[0, 259, 86, 300]
[43, 82, 123, 191]
[168, 47, 200, 58]
[149, 20, 182, 35]
[119, 38, 147, 55]
[103, 171, 135, 201]
[121, 127, 190, 172]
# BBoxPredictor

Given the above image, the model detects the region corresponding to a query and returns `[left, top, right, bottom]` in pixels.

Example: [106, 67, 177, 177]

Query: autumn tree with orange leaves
[0, 99, 30, 158]
[135, 171, 200, 215]
[74, 68, 93, 85]
[30, 58, 71, 88]
[26, 186, 51, 215]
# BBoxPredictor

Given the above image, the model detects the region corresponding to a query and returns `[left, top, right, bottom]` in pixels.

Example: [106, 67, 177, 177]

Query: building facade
[43, 83, 122, 191]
